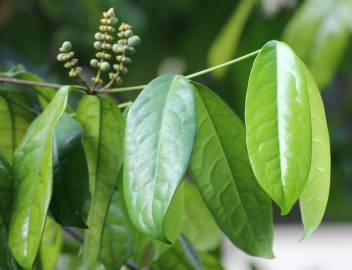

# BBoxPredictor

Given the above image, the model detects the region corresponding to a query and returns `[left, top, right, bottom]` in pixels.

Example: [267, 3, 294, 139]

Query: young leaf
[182, 180, 221, 252]
[39, 217, 63, 270]
[0, 88, 35, 163]
[0, 153, 18, 269]
[76, 95, 125, 265]
[2, 65, 57, 108]
[207, 0, 256, 78]
[245, 40, 312, 215]
[283, 0, 351, 88]
[50, 113, 89, 228]
[8, 86, 70, 269]
[299, 67, 331, 238]
[124, 74, 196, 242]
[190, 83, 273, 258]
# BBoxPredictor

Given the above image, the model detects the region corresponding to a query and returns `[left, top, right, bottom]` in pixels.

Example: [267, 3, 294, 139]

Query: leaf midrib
[195, 89, 264, 249]
[151, 75, 178, 237]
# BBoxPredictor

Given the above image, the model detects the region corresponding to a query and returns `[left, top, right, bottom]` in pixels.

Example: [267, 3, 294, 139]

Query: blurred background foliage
[0, 0, 351, 224]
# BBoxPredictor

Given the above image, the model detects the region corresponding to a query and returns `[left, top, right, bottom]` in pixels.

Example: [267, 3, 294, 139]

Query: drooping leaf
[245, 40, 312, 215]
[39, 217, 63, 270]
[207, 0, 256, 78]
[182, 180, 221, 252]
[124, 74, 196, 242]
[99, 177, 139, 270]
[2, 65, 57, 108]
[0, 153, 18, 269]
[299, 67, 331, 238]
[8, 86, 70, 269]
[76, 95, 125, 265]
[190, 83, 273, 258]
[50, 113, 89, 228]
[283, 0, 351, 88]
[0, 87, 35, 163]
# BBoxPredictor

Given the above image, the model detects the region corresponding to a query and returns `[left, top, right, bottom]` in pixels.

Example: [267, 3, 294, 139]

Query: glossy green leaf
[2, 65, 57, 108]
[190, 83, 273, 258]
[207, 0, 256, 78]
[124, 74, 196, 242]
[0, 153, 18, 269]
[50, 113, 89, 228]
[299, 67, 331, 238]
[245, 40, 312, 215]
[8, 86, 70, 269]
[76, 95, 125, 265]
[0, 87, 35, 163]
[40, 217, 63, 270]
[182, 181, 221, 252]
[283, 0, 351, 88]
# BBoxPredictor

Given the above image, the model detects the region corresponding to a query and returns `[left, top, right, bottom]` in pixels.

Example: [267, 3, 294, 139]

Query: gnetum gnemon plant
[0, 7, 330, 270]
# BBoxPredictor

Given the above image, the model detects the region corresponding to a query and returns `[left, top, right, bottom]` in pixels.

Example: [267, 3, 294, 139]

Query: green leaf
[40, 217, 63, 270]
[245, 40, 312, 215]
[76, 95, 125, 265]
[99, 176, 138, 270]
[50, 113, 89, 228]
[153, 240, 197, 270]
[136, 182, 185, 269]
[2, 65, 57, 109]
[283, 0, 351, 88]
[182, 181, 221, 252]
[124, 74, 196, 242]
[0, 153, 18, 269]
[299, 67, 331, 238]
[190, 83, 273, 258]
[0, 87, 35, 163]
[199, 253, 223, 270]
[207, 0, 256, 78]
[8, 86, 70, 269]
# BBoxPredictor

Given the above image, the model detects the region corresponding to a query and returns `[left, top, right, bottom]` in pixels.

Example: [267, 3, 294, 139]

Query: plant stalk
[0, 49, 260, 93]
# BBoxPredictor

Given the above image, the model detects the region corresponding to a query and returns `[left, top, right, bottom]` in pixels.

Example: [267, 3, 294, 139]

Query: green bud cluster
[108, 23, 141, 84]
[90, 8, 118, 84]
[56, 7, 141, 92]
[57, 41, 82, 77]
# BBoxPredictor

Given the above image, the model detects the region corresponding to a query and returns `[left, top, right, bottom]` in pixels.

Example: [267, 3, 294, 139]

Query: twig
[63, 227, 84, 242]
[0, 49, 260, 94]
[0, 76, 73, 89]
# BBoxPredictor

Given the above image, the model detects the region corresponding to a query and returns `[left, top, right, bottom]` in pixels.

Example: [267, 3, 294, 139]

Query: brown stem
[0, 76, 84, 90]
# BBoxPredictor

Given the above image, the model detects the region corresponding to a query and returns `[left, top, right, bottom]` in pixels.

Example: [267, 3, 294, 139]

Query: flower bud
[127, 35, 141, 47]
[128, 46, 136, 54]
[94, 41, 102, 50]
[56, 53, 65, 62]
[95, 32, 102, 40]
[107, 8, 115, 17]
[61, 41, 72, 52]
[100, 61, 110, 71]
[124, 30, 133, 38]
[90, 59, 99, 68]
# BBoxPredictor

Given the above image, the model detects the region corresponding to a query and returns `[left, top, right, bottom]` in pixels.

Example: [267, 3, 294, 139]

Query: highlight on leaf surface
[245, 40, 312, 215]
[190, 82, 274, 258]
[8, 86, 70, 269]
[123, 74, 196, 243]
[245, 40, 331, 237]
